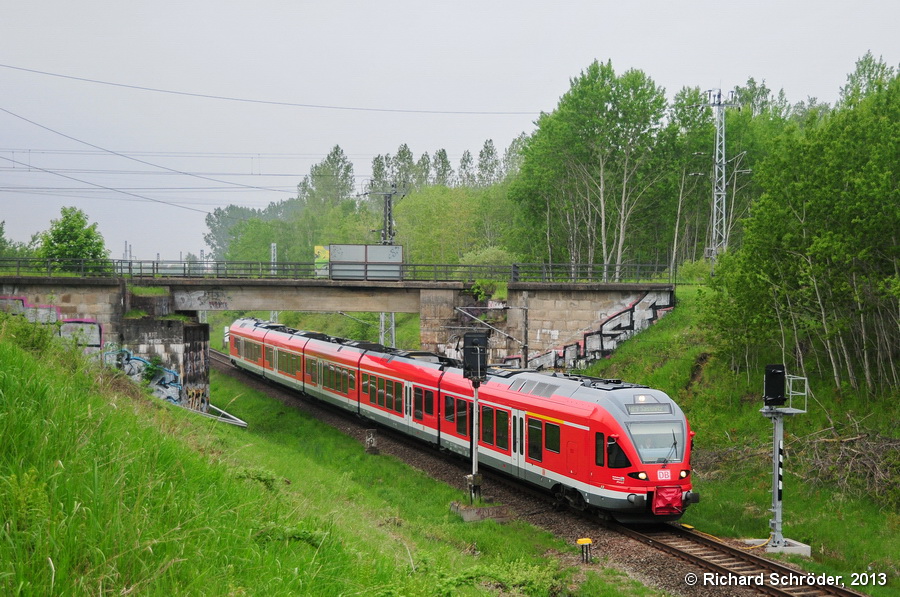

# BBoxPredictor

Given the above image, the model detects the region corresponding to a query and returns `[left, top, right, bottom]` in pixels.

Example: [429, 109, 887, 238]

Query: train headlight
[627, 471, 648, 481]
[680, 470, 690, 479]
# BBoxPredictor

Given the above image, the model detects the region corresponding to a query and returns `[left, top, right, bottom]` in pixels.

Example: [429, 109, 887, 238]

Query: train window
[385, 380, 394, 410]
[342, 369, 349, 394]
[362, 374, 369, 396]
[456, 398, 468, 437]
[265, 347, 274, 367]
[444, 395, 455, 422]
[545, 422, 560, 453]
[481, 406, 494, 445]
[607, 439, 631, 469]
[527, 418, 543, 462]
[595, 433, 605, 466]
[520, 418, 525, 455]
[496, 410, 509, 450]
[629, 422, 685, 464]
[414, 388, 424, 420]
[306, 358, 317, 383]
[424, 390, 434, 416]
[348, 371, 355, 391]
[393, 382, 403, 414]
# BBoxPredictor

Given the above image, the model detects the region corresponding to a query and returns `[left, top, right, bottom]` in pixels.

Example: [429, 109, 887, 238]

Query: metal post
[270, 243, 278, 322]
[522, 292, 529, 368]
[389, 312, 396, 347]
[472, 384, 480, 477]
[769, 410, 786, 547]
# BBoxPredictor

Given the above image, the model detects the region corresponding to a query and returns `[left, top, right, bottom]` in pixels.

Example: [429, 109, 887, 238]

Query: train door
[402, 381, 413, 430]
[510, 408, 527, 479]
[407, 384, 438, 443]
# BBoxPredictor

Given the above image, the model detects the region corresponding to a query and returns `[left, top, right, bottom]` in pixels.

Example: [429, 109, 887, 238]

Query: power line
[0, 148, 385, 160]
[0, 63, 538, 116]
[0, 107, 294, 195]
[0, 166, 370, 178]
[0, 153, 210, 215]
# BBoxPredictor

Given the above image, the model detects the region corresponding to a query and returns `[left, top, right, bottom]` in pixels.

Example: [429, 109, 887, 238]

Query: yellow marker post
[576, 538, 593, 563]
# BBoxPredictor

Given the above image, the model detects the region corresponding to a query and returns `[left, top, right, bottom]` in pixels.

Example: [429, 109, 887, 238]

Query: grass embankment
[585, 286, 900, 595]
[0, 315, 658, 596]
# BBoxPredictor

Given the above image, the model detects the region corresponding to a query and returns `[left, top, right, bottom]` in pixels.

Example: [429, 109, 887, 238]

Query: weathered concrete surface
[3, 277, 674, 370]
[1, 278, 125, 349]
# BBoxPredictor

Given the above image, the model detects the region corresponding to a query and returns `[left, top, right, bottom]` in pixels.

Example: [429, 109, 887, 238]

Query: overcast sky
[2, 1, 897, 260]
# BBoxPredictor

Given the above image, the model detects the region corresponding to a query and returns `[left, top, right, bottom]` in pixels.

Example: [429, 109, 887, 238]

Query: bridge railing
[0, 258, 672, 284]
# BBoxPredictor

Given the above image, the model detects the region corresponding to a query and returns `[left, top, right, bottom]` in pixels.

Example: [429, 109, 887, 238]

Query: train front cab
[587, 405, 699, 522]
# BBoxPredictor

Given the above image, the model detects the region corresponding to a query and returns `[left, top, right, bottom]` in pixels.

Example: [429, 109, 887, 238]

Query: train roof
[232, 318, 460, 366]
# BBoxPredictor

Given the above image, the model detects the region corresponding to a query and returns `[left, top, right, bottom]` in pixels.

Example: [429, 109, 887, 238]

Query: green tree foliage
[501, 133, 527, 182]
[36, 207, 109, 271]
[706, 73, 899, 394]
[432, 148, 454, 186]
[393, 186, 479, 263]
[203, 204, 265, 259]
[657, 86, 715, 269]
[508, 59, 668, 274]
[838, 50, 896, 108]
[298, 145, 356, 207]
[476, 139, 501, 187]
[0, 221, 35, 258]
[223, 146, 370, 262]
[457, 150, 476, 187]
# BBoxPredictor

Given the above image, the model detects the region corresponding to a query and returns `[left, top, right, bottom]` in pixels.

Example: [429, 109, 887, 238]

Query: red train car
[229, 318, 699, 522]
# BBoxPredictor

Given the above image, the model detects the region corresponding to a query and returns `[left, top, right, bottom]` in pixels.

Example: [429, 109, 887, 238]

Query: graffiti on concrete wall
[0, 296, 103, 354]
[173, 289, 230, 310]
[103, 347, 184, 404]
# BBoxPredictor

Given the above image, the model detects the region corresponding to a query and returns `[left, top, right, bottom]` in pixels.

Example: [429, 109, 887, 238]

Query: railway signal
[755, 364, 811, 556]
[463, 331, 489, 502]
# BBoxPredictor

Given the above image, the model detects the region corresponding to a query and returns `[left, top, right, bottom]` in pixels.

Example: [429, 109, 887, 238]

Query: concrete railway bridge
[1, 260, 674, 411]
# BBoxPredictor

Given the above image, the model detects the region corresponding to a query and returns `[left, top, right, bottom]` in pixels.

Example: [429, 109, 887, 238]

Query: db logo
[657, 470, 671, 481]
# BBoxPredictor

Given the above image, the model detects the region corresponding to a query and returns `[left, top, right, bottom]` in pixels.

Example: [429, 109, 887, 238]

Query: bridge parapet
[1, 258, 672, 285]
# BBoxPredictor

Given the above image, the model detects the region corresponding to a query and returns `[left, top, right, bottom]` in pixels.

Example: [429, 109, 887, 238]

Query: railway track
[208, 348, 872, 597]
[609, 522, 867, 597]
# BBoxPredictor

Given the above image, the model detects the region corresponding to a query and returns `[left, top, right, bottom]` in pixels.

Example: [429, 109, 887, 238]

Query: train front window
[628, 422, 685, 464]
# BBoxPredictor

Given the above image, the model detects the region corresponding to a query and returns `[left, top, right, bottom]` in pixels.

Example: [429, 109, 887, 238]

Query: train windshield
[627, 421, 685, 464]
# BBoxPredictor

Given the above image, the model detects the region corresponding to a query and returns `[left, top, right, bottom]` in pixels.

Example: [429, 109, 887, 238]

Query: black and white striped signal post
[761, 364, 807, 550]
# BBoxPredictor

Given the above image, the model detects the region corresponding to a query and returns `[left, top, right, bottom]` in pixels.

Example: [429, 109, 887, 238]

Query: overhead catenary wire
[0, 107, 294, 195]
[0, 63, 538, 116]
[0, 153, 210, 215]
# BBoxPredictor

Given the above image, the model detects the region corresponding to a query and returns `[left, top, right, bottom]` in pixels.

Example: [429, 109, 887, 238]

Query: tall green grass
[0, 314, 665, 596]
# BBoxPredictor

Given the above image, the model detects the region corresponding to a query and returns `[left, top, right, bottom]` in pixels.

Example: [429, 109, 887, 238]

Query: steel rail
[608, 522, 868, 597]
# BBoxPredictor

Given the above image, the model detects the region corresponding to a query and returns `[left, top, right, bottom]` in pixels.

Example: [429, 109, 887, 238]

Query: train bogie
[228, 318, 698, 522]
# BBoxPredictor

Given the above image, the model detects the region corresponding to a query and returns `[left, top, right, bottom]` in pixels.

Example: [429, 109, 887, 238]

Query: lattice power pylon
[704, 89, 739, 263]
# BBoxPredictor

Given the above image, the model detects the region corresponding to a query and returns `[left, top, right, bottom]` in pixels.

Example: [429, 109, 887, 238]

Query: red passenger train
[228, 317, 699, 522]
